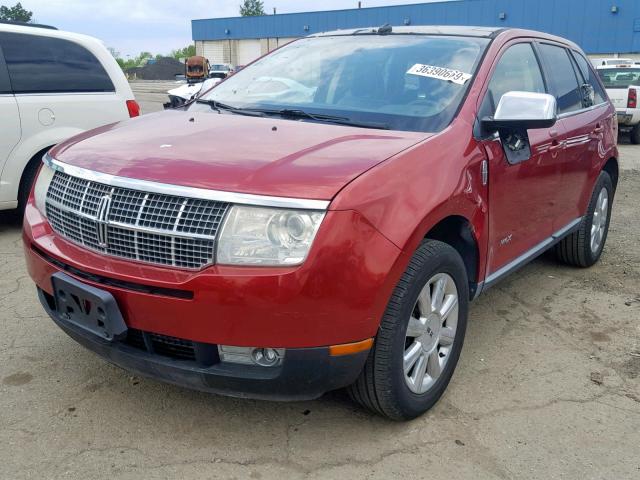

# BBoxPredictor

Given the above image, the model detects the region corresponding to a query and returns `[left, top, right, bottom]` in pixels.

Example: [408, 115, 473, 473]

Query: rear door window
[0, 32, 114, 94]
[538, 44, 583, 114]
[571, 51, 606, 106]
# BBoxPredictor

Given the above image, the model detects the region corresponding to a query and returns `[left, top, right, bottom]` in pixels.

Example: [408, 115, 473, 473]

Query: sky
[16, 0, 451, 57]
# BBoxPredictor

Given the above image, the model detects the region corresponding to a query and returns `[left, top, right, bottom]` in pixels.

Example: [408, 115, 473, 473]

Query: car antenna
[377, 24, 392, 35]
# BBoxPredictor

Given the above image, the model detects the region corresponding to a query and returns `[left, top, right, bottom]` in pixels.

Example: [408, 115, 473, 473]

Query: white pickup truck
[597, 64, 640, 143]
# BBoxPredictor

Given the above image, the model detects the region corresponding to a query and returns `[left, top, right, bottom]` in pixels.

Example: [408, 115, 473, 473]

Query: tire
[348, 240, 469, 420]
[555, 171, 613, 268]
[631, 125, 640, 145]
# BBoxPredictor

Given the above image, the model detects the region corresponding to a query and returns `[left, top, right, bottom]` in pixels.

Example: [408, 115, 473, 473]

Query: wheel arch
[602, 157, 619, 191]
[423, 215, 480, 300]
[17, 145, 55, 203]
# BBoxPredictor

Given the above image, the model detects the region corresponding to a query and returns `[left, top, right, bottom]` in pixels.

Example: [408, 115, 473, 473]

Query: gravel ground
[1, 89, 638, 479]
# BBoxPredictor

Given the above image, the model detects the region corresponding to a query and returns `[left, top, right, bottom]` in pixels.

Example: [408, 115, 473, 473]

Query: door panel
[478, 41, 562, 276]
[483, 123, 564, 275]
[555, 107, 609, 228]
[0, 44, 21, 182]
[536, 45, 611, 230]
[0, 95, 21, 177]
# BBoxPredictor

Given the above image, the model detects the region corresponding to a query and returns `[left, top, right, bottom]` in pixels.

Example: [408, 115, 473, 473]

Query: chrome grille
[45, 171, 230, 269]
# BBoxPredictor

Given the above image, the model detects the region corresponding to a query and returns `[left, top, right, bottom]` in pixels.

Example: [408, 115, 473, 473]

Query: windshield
[597, 68, 640, 89]
[194, 34, 490, 132]
[211, 64, 229, 71]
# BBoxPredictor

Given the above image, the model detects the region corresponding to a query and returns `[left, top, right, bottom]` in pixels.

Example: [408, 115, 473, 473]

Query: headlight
[217, 206, 325, 266]
[33, 160, 55, 217]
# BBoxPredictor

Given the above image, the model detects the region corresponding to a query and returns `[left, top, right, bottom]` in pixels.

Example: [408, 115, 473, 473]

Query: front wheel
[348, 240, 469, 420]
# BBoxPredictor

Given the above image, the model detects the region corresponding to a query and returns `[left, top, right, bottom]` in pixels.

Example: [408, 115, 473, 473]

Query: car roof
[0, 21, 101, 46]
[311, 25, 581, 49]
[312, 25, 503, 38]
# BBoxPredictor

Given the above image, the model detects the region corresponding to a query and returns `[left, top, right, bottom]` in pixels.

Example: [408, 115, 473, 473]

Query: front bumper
[24, 201, 403, 348]
[37, 286, 369, 400]
[24, 197, 406, 399]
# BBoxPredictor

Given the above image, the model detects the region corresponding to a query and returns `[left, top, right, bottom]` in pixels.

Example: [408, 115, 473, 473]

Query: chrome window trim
[44, 154, 330, 211]
[556, 101, 608, 119]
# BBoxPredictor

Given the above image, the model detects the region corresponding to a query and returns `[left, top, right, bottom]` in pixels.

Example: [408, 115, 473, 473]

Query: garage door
[202, 41, 224, 64]
[237, 40, 262, 65]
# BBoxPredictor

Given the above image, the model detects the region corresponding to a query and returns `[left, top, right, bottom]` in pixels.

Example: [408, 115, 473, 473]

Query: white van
[0, 21, 139, 213]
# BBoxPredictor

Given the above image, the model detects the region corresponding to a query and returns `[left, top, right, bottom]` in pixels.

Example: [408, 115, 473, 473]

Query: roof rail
[0, 19, 57, 30]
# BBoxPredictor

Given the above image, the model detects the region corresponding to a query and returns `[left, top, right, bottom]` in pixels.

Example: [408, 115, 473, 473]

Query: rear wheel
[348, 240, 468, 420]
[631, 125, 640, 145]
[555, 171, 613, 267]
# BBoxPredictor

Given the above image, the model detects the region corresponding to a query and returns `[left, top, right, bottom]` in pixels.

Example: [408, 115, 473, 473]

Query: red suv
[23, 26, 618, 420]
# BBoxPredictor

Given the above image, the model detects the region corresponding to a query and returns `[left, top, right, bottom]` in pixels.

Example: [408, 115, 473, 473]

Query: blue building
[192, 0, 640, 66]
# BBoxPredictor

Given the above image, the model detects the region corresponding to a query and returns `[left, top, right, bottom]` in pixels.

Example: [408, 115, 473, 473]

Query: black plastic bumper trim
[37, 287, 368, 401]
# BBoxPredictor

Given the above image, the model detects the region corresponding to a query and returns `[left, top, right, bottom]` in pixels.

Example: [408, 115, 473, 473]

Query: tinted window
[0, 46, 10, 94]
[483, 43, 546, 115]
[538, 44, 582, 114]
[597, 67, 640, 89]
[0, 32, 114, 94]
[198, 35, 490, 133]
[573, 52, 606, 106]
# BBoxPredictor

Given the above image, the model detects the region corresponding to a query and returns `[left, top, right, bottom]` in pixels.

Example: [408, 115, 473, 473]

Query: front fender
[330, 121, 489, 284]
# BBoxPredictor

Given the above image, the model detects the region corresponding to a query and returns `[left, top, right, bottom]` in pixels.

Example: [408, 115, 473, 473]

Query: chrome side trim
[556, 101, 608, 120]
[44, 155, 330, 211]
[482, 217, 583, 290]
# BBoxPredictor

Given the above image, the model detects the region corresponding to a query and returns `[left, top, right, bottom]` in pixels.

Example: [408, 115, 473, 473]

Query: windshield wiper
[195, 99, 265, 117]
[250, 108, 390, 130]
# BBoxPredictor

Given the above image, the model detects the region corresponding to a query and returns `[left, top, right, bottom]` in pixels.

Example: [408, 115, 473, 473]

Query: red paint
[50, 111, 426, 200]
[25, 29, 618, 348]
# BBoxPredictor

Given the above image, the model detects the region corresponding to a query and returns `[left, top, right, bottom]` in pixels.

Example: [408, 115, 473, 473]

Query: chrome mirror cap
[494, 91, 557, 122]
[482, 91, 557, 131]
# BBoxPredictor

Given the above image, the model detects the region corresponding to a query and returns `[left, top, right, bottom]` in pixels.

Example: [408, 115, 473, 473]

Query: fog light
[252, 348, 281, 367]
[218, 345, 284, 367]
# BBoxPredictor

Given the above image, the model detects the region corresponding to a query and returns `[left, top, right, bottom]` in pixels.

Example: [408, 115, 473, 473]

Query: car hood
[51, 110, 429, 200]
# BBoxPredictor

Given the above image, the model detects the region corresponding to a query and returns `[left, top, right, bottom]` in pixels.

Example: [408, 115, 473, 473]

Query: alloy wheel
[403, 273, 459, 394]
[590, 187, 609, 254]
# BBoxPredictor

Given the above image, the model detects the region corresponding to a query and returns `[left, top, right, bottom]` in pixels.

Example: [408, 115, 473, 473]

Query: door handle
[589, 124, 604, 140]
[548, 140, 565, 153]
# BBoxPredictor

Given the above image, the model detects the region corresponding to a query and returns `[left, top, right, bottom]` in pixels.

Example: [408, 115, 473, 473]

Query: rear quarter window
[0, 32, 115, 94]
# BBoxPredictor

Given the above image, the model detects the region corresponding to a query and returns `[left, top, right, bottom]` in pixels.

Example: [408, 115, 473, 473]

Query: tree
[0, 2, 33, 22]
[239, 0, 265, 17]
[170, 45, 196, 60]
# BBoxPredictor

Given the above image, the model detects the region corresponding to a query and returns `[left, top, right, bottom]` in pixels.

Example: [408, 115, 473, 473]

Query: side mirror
[482, 91, 557, 131]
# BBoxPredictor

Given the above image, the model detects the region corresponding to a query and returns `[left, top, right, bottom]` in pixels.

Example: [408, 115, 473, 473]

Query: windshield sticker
[407, 64, 472, 85]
